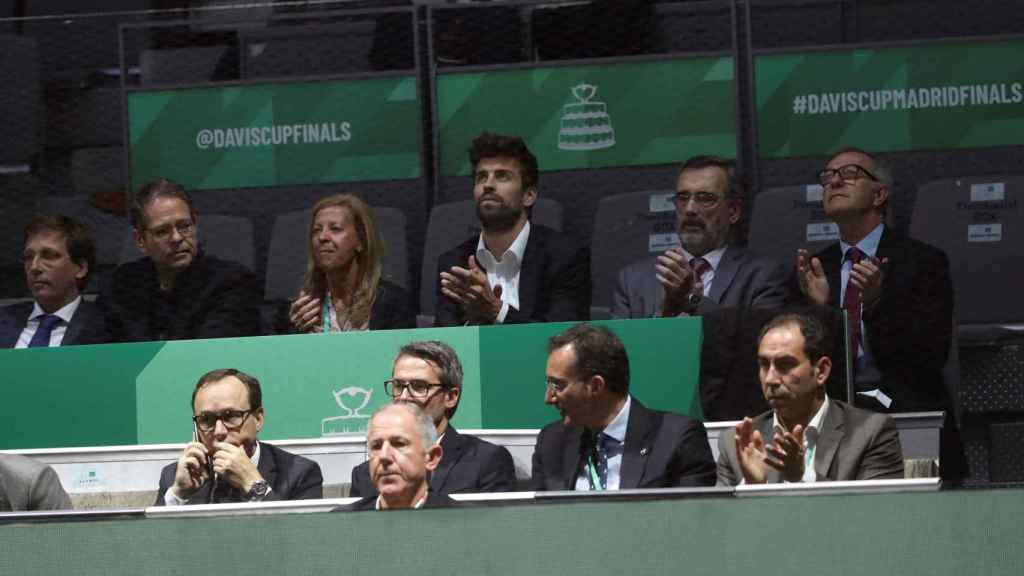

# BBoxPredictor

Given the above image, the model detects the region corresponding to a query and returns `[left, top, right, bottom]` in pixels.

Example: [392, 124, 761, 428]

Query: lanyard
[321, 295, 331, 333]
[586, 456, 605, 491]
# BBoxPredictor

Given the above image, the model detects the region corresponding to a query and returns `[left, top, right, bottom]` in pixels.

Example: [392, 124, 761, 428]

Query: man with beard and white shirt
[434, 132, 590, 326]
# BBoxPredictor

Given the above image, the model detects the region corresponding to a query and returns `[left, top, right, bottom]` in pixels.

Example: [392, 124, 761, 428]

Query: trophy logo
[557, 82, 616, 151]
[322, 386, 373, 436]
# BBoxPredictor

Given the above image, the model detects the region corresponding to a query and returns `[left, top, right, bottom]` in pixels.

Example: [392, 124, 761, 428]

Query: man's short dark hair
[469, 132, 539, 192]
[24, 214, 96, 289]
[396, 340, 463, 418]
[758, 313, 832, 364]
[678, 155, 745, 200]
[190, 368, 263, 412]
[547, 323, 630, 396]
[131, 178, 196, 230]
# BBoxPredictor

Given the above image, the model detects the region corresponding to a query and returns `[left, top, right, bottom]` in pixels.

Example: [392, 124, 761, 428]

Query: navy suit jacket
[434, 224, 590, 326]
[611, 244, 792, 319]
[154, 441, 323, 505]
[349, 426, 517, 497]
[0, 300, 110, 348]
[815, 227, 953, 412]
[531, 397, 716, 490]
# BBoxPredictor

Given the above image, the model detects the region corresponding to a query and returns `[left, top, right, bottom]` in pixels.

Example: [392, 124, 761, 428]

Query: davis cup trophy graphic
[557, 83, 616, 151]
[322, 385, 373, 435]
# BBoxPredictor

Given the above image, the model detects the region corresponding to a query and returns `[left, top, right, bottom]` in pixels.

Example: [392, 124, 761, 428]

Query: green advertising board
[437, 57, 737, 175]
[0, 318, 701, 449]
[756, 38, 1024, 157]
[127, 76, 421, 191]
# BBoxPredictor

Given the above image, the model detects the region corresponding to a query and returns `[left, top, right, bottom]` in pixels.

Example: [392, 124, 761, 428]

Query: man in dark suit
[350, 340, 516, 497]
[0, 454, 72, 511]
[532, 323, 716, 491]
[156, 368, 323, 505]
[435, 132, 589, 326]
[1, 215, 109, 348]
[613, 155, 791, 319]
[343, 403, 456, 510]
[103, 178, 260, 343]
[717, 313, 904, 485]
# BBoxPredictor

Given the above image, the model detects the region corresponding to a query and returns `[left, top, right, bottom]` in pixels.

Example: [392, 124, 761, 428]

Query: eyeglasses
[384, 379, 446, 399]
[816, 164, 879, 187]
[545, 378, 575, 393]
[145, 220, 195, 241]
[672, 191, 726, 209]
[193, 409, 253, 432]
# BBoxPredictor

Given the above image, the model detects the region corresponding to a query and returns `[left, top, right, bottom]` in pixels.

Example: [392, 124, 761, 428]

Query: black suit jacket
[154, 441, 323, 505]
[349, 426, 517, 498]
[340, 490, 458, 511]
[434, 224, 590, 326]
[273, 279, 415, 334]
[103, 254, 261, 343]
[531, 397, 716, 490]
[816, 227, 953, 412]
[0, 300, 110, 348]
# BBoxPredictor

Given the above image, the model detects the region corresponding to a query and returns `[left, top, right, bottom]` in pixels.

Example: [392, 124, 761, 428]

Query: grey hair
[831, 146, 893, 188]
[368, 402, 438, 451]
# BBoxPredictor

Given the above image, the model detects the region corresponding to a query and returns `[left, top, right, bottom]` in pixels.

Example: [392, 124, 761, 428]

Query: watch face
[249, 480, 270, 499]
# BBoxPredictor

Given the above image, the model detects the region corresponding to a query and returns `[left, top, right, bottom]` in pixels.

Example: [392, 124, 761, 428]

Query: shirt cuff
[495, 302, 510, 324]
[164, 488, 188, 506]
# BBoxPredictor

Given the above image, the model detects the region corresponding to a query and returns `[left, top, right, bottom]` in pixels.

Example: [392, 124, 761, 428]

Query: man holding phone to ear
[155, 368, 323, 505]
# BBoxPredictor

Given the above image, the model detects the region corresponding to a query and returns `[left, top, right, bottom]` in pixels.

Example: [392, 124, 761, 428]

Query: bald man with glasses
[348, 341, 517, 497]
[156, 368, 323, 505]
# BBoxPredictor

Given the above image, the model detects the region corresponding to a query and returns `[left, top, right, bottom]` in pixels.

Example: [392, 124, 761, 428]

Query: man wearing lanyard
[716, 313, 904, 485]
[531, 322, 716, 491]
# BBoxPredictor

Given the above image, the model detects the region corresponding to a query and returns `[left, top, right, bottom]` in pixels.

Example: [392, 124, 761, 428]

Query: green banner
[127, 76, 421, 190]
[0, 318, 701, 449]
[437, 57, 737, 176]
[756, 39, 1024, 157]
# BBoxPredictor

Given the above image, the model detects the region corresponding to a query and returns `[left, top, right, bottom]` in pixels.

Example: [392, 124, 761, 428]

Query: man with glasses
[612, 155, 791, 319]
[349, 340, 516, 497]
[156, 368, 323, 505]
[532, 323, 716, 491]
[103, 178, 260, 342]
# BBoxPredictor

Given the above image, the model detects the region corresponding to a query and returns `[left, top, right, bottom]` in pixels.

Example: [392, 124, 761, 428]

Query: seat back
[121, 213, 255, 272]
[748, 184, 837, 263]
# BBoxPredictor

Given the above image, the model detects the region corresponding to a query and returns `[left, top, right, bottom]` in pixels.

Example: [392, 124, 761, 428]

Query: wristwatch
[247, 479, 271, 502]
[685, 292, 703, 313]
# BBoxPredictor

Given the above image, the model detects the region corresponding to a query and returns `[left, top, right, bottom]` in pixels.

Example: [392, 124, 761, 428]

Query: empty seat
[748, 184, 838, 264]
[140, 46, 233, 85]
[0, 35, 41, 172]
[418, 198, 562, 323]
[121, 213, 255, 272]
[589, 190, 677, 312]
[242, 20, 379, 78]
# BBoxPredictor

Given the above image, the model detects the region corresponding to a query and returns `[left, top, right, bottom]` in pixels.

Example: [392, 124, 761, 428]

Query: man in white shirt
[434, 132, 589, 326]
[0, 215, 109, 348]
[716, 313, 904, 485]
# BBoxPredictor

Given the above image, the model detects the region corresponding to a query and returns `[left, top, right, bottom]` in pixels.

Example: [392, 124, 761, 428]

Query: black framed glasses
[816, 164, 879, 187]
[672, 191, 725, 209]
[193, 409, 253, 432]
[384, 379, 446, 399]
[145, 219, 195, 241]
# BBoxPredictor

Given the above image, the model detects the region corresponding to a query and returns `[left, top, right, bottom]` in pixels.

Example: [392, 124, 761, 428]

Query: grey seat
[242, 20, 378, 78]
[121, 213, 255, 272]
[264, 206, 408, 303]
[0, 35, 41, 173]
[418, 198, 562, 326]
[589, 190, 677, 315]
[140, 46, 232, 85]
[37, 195, 131, 293]
[748, 184, 838, 264]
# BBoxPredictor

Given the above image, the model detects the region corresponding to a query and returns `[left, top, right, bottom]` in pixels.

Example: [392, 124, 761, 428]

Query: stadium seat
[0, 35, 41, 173]
[748, 184, 837, 264]
[37, 194, 131, 293]
[121, 213, 255, 272]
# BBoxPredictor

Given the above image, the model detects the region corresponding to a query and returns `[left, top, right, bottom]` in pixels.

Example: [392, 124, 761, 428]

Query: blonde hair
[302, 194, 383, 329]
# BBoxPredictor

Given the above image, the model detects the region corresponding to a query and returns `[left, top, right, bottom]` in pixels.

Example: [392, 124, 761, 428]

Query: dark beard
[477, 202, 523, 233]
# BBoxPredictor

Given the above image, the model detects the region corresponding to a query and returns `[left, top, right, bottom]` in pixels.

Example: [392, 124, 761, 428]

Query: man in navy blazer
[0, 215, 109, 348]
[612, 155, 791, 320]
[350, 341, 516, 497]
[532, 323, 716, 491]
[435, 132, 589, 327]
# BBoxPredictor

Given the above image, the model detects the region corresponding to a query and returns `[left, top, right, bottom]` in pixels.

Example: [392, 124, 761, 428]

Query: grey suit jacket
[0, 300, 110, 348]
[611, 244, 792, 319]
[715, 399, 904, 486]
[0, 454, 72, 511]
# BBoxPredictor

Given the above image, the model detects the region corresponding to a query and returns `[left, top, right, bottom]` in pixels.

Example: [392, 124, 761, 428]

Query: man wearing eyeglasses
[532, 323, 716, 491]
[612, 155, 791, 320]
[102, 178, 261, 343]
[156, 368, 323, 505]
[348, 340, 516, 497]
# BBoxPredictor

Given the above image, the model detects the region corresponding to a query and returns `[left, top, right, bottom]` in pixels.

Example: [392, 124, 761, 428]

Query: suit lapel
[257, 441, 278, 488]
[431, 427, 466, 493]
[560, 427, 585, 489]
[516, 227, 546, 319]
[759, 417, 784, 484]
[619, 399, 656, 489]
[707, 246, 741, 304]
[0, 303, 30, 348]
[62, 302, 85, 345]
[813, 401, 844, 480]
[820, 244, 843, 307]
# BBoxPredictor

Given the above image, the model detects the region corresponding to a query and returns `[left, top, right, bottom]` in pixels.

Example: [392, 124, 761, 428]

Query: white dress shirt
[15, 296, 82, 349]
[575, 395, 631, 491]
[681, 245, 727, 297]
[164, 442, 262, 505]
[475, 220, 531, 324]
[772, 396, 830, 483]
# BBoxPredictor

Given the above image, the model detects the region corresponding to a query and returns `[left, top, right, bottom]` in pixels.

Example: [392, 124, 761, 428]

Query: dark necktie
[843, 247, 864, 363]
[690, 257, 711, 295]
[588, 432, 611, 491]
[28, 315, 61, 348]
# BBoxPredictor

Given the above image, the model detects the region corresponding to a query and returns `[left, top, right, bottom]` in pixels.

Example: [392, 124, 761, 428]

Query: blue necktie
[28, 315, 61, 348]
[589, 432, 611, 491]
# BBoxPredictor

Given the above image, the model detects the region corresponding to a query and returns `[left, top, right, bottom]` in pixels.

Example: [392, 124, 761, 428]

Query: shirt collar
[29, 295, 82, 324]
[681, 244, 727, 271]
[251, 441, 261, 467]
[374, 491, 429, 510]
[475, 220, 531, 271]
[599, 395, 631, 444]
[839, 223, 884, 261]
[773, 396, 830, 442]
